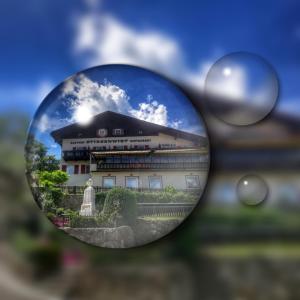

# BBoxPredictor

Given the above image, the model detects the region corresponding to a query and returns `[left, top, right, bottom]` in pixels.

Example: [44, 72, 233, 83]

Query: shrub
[131, 189, 198, 203]
[164, 185, 177, 194]
[95, 192, 107, 212]
[103, 187, 137, 225]
[46, 212, 56, 220]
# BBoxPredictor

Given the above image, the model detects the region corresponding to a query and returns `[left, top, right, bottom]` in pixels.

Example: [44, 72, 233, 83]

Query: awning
[91, 147, 207, 157]
[155, 148, 207, 154]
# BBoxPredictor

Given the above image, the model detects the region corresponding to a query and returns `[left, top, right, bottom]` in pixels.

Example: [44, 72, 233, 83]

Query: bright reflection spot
[243, 180, 248, 186]
[223, 67, 232, 77]
[74, 106, 93, 125]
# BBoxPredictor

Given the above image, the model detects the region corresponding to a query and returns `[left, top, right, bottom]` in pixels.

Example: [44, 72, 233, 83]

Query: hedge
[102, 188, 137, 226]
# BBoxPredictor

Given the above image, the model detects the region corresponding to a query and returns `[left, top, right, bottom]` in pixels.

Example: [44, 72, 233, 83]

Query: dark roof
[51, 111, 207, 146]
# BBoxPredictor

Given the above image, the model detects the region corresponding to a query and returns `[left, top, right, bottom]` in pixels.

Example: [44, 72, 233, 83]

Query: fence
[137, 203, 195, 218]
[59, 186, 201, 195]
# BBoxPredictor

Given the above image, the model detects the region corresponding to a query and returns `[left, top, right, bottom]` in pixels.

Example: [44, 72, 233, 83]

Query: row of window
[61, 164, 90, 175]
[97, 128, 125, 137]
[101, 175, 201, 189]
[72, 145, 149, 151]
[96, 128, 146, 137]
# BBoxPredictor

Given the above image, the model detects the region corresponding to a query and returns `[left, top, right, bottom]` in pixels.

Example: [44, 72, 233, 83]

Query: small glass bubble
[237, 175, 268, 206]
[205, 52, 279, 126]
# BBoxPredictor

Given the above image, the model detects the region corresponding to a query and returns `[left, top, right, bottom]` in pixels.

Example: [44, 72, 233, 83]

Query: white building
[51, 111, 209, 191]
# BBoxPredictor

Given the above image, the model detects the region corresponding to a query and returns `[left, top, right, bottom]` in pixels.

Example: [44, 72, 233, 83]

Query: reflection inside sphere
[25, 65, 210, 248]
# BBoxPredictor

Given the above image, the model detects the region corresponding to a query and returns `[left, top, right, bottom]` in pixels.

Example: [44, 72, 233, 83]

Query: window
[81, 165, 86, 174]
[86, 165, 90, 173]
[149, 176, 162, 189]
[138, 130, 143, 135]
[67, 165, 74, 175]
[126, 176, 139, 189]
[61, 165, 67, 172]
[103, 177, 115, 188]
[185, 175, 200, 189]
[97, 128, 108, 137]
[112, 128, 124, 136]
[74, 165, 79, 174]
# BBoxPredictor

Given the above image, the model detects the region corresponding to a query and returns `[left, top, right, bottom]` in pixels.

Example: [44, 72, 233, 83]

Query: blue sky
[1, 0, 300, 117]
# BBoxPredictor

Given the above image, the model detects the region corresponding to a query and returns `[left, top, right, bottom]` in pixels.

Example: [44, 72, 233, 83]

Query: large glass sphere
[25, 64, 210, 248]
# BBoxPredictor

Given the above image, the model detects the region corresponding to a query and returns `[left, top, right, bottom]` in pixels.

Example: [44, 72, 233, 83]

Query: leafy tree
[39, 170, 69, 188]
[26, 135, 59, 173]
[38, 170, 69, 213]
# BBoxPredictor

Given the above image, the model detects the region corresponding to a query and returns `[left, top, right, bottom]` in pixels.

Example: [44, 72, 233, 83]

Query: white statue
[80, 178, 96, 217]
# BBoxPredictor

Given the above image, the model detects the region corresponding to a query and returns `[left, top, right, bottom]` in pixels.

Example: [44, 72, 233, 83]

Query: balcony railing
[95, 162, 208, 171]
[63, 150, 90, 161]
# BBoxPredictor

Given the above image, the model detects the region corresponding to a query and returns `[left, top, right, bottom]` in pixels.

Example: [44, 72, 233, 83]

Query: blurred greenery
[198, 206, 300, 229]
[1, 111, 300, 299]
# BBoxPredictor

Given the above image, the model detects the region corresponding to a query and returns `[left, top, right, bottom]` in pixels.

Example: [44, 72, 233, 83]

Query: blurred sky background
[1, 0, 300, 118]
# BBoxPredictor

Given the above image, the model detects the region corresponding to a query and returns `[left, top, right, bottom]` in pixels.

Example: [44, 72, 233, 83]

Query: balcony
[92, 153, 208, 171]
[63, 150, 90, 161]
[95, 162, 208, 171]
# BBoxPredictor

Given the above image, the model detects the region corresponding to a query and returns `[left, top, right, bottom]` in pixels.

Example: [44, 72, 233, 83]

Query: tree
[38, 170, 69, 213]
[26, 135, 59, 173]
[39, 170, 69, 188]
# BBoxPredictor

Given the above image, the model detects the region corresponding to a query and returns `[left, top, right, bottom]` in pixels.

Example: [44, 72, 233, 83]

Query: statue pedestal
[80, 203, 95, 216]
[80, 179, 96, 217]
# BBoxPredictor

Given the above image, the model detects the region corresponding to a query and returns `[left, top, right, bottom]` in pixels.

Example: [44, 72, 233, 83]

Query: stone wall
[63, 218, 182, 248]
[63, 226, 135, 248]
[133, 218, 182, 246]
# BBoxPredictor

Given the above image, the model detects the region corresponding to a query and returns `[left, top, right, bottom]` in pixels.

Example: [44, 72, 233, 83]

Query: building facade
[51, 111, 209, 191]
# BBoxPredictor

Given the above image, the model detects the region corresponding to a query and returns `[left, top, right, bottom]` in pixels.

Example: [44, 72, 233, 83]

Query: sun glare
[74, 106, 93, 125]
[223, 67, 232, 77]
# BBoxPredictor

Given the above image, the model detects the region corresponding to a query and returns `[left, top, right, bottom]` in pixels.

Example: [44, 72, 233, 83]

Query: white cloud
[36, 113, 68, 133]
[36, 114, 50, 133]
[73, 10, 257, 100]
[74, 14, 187, 81]
[61, 74, 170, 127]
[130, 101, 168, 126]
[62, 74, 132, 123]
